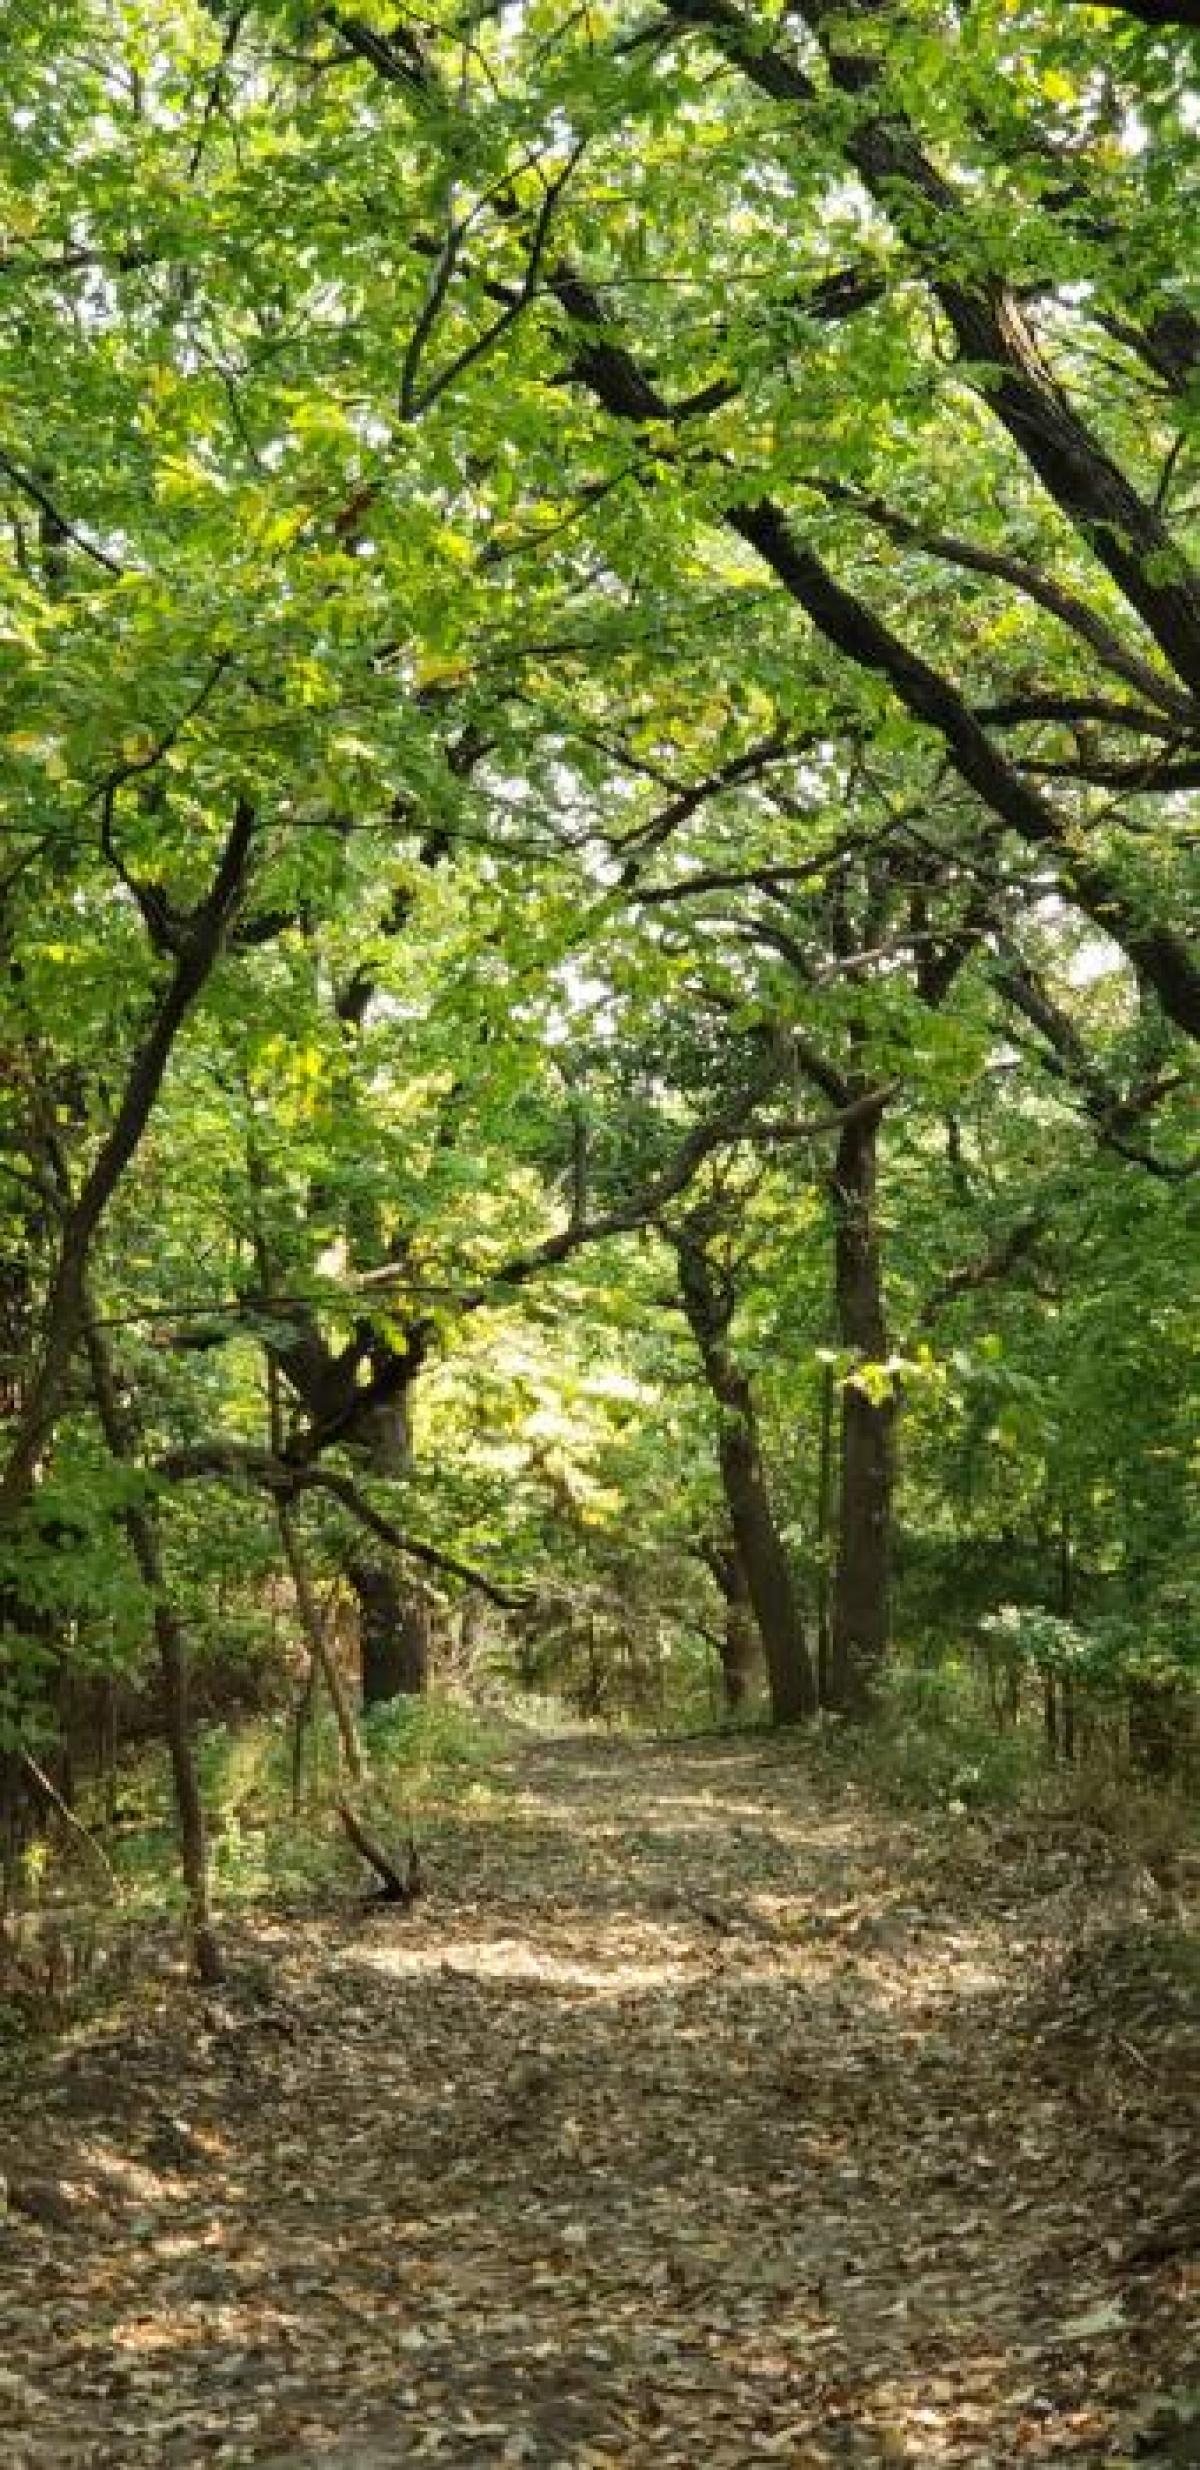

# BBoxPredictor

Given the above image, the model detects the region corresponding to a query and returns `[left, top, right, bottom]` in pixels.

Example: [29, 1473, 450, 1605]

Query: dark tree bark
[253, 1261, 438, 1714]
[815, 1355, 836, 1708]
[340, 21, 1200, 1035]
[662, 0, 1200, 694]
[343, 1388, 431, 1708]
[533, 240, 1200, 1043]
[12, 1046, 227, 1981]
[672, 1224, 816, 1724]
[706, 1537, 760, 1713]
[350, 1557, 431, 1707]
[725, 503, 1200, 1044]
[829, 1106, 895, 1716]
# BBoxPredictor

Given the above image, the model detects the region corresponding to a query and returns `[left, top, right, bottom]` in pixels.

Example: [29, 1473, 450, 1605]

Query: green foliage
[359, 1696, 510, 1804]
[98, 1696, 510, 1924]
[815, 1661, 1046, 1811]
[0, 0, 1198, 1953]
[984, 1601, 1200, 1700]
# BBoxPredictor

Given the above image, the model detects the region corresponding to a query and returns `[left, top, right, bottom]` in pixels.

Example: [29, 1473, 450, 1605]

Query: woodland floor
[1, 1728, 1197, 2469]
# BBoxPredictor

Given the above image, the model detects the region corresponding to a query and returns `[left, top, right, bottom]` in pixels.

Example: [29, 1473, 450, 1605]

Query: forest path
[1, 1728, 1196, 2469]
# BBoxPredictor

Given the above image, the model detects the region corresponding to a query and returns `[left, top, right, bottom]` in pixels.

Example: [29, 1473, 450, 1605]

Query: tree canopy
[0, 0, 1197, 1958]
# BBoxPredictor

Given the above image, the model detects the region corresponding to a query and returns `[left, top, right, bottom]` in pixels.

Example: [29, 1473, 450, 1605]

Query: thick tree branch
[727, 499, 1200, 1041]
[921, 1215, 1049, 1325]
[747, 1079, 902, 1143]
[975, 695, 1189, 738]
[501, 248, 1200, 1038]
[659, 0, 1200, 693]
[0, 449, 123, 576]
[158, 1444, 528, 1608]
[0, 799, 258, 1520]
[809, 482, 1194, 721]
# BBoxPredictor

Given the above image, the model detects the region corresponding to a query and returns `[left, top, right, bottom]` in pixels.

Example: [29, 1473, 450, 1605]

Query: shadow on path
[1, 1730, 1195, 2467]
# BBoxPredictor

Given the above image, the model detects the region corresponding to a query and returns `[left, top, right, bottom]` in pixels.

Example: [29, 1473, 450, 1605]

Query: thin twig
[19, 1753, 120, 1894]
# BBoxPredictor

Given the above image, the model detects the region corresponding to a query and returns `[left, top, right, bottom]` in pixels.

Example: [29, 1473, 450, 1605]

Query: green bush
[817, 1657, 1045, 1809]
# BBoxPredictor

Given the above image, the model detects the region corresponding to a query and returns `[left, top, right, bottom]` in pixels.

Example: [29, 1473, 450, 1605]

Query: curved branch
[158, 1443, 528, 1609]
[976, 696, 1188, 737]
[810, 482, 1194, 721]
[0, 449, 124, 576]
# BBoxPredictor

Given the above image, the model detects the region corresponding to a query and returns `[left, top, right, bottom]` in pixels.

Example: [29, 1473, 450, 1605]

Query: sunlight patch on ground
[342, 1934, 696, 1995]
[513, 1782, 872, 1859]
[858, 1940, 1008, 2006]
[110, 2294, 296, 2358]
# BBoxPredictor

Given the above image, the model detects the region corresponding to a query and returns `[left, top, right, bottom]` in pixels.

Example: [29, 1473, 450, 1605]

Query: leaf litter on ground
[0, 1730, 1196, 2468]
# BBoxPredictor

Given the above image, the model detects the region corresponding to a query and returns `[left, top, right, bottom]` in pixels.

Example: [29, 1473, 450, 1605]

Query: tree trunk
[277, 1504, 365, 1778]
[341, 1392, 430, 1709]
[1044, 1670, 1059, 1763]
[815, 1355, 836, 1709]
[704, 1537, 760, 1714]
[350, 1558, 431, 1708]
[99, 1674, 117, 1831]
[83, 1316, 222, 1984]
[457, 1590, 487, 1683]
[1129, 1684, 1181, 1780]
[291, 1644, 319, 1816]
[716, 1549, 758, 1715]
[829, 1108, 895, 1717]
[675, 1229, 815, 1724]
[1056, 1502, 1076, 1765]
[125, 1534, 220, 1982]
[717, 1394, 813, 1723]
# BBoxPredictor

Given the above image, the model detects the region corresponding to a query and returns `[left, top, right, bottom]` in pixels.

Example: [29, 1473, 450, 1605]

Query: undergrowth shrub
[818, 1658, 1047, 1809]
[358, 1695, 508, 1801]
[92, 1696, 510, 1925]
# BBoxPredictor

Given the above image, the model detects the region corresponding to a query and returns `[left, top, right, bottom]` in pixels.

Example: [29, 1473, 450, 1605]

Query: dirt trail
[1, 1731, 1196, 2468]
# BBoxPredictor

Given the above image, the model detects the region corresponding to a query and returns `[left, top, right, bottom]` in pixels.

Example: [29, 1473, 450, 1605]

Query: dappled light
[348, 1931, 698, 1997]
[1, 0, 1197, 2458]
[3, 1733, 1194, 2465]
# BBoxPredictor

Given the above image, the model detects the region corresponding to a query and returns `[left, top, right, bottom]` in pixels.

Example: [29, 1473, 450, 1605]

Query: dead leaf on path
[0, 1733, 1194, 2468]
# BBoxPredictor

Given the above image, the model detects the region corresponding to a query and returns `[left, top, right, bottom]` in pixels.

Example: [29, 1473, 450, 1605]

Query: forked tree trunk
[675, 1229, 815, 1725]
[829, 1108, 895, 1717]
